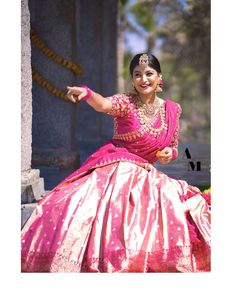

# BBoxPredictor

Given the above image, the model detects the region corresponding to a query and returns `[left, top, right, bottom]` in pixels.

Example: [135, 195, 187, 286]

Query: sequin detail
[110, 94, 169, 140]
[170, 104, 182, 149]
[106, 93, 131, 117]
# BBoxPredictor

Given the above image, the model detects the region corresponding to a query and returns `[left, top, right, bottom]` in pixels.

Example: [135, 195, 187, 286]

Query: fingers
[161, 147, 172, 155]
[156, 148, 172, 164]
[66, 86, 81, 103]
[159, 157, 171, 164]
[66, 86, 87, 103]
[156, 150, 171, 159]
[77, 93, 85, 101]
[66, 91, 77, 103]
[67, 86, 79, 92]
[67, 86, 79, 96]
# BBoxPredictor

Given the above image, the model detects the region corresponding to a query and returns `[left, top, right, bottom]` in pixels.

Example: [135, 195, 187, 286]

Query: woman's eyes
[134, 72, 154, 78]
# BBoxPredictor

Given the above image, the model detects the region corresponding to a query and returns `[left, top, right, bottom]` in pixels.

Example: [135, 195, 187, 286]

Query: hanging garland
[30, 28, 83, 75]
[32, 68, 69, 101]
[30, 28, 83, 101]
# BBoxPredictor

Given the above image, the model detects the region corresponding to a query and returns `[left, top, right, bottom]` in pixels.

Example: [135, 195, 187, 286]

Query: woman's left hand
[156, 147, 173, 164]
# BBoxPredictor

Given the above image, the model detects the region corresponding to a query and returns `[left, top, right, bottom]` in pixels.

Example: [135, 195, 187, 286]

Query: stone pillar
[74, 0, 117, 164]
[21, 0, 44, 204]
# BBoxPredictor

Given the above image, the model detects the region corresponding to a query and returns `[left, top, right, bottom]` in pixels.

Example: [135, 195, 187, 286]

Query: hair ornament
[139, 54, 149, 66]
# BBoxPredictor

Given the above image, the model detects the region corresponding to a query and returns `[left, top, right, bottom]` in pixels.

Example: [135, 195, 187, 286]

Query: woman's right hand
[66, 85, 112, 113]
[66, 86, 88, 103]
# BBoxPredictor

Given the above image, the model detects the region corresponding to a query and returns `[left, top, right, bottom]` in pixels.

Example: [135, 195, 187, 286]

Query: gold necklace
[135, 95, 168, 136]
[136, 97, 159, 118]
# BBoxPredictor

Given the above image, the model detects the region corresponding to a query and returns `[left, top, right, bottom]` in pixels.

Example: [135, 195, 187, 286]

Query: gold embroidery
[112, 95, 168, 141]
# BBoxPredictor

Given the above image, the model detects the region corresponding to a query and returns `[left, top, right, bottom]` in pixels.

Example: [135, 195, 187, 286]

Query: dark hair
[129, 53, 162, 76]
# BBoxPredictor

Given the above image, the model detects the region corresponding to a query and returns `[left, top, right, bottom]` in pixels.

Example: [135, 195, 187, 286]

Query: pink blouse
[108, 93, 181, 163]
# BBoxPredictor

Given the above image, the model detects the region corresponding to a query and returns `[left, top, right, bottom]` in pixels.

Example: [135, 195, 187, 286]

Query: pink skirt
[21, 161, 211, 272]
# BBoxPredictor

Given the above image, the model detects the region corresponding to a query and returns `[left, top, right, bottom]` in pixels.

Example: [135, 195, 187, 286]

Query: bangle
[78, 84, 93, 101]
[172, 148, 178, 159]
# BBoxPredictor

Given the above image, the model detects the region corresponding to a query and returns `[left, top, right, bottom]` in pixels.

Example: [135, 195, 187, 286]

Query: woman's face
[132, 65, 162, 95]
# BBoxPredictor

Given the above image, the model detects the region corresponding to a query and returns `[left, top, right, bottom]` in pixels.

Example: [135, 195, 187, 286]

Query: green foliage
[130, 3, 156, 31]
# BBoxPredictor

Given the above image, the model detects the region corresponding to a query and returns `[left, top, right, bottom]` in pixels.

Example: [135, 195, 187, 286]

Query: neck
[138, 92, 156, 104]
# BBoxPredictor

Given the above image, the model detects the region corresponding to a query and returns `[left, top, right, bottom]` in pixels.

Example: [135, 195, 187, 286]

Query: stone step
[21, 190, 50, 228]
[21, 203, 38, 228]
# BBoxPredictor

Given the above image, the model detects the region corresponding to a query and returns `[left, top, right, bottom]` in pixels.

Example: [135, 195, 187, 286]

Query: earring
[155, 75, 163, 92]
[159, 75, 163, 89]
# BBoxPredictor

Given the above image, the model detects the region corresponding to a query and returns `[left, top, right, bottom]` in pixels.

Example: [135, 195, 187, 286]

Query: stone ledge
[21, 203, 38, 228]
[21, 190, 50, 228]
[21, 169, 45, 204]
[21, 169, 40, 186]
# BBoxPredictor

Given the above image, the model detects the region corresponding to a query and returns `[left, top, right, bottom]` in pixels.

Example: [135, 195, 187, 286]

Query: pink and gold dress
[21, 94, 211, 272]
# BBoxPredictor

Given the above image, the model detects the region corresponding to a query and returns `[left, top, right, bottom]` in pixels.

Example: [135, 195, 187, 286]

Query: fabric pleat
[21, 162, 210, 272]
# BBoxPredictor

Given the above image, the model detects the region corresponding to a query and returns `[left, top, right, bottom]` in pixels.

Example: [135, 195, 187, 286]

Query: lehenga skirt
[21, 161, 211, 272]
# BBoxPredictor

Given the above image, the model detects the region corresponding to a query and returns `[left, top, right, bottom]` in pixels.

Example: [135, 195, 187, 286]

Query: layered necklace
[135, 95, 167, 136]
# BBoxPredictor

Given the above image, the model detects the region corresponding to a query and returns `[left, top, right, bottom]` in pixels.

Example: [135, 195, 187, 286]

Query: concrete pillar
[27, 0, 117, 189]
[21, 0, 44, 204]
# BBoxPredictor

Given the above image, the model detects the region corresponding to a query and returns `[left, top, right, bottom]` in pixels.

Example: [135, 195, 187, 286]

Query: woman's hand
[66, 85, 112, 113]
[66, 86, 88, 103]
[156, 147, 173, 164]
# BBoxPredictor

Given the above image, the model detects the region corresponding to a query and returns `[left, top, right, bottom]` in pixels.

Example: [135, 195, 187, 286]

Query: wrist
[172, 148, 178, 160]
[78, 84, 93, 101]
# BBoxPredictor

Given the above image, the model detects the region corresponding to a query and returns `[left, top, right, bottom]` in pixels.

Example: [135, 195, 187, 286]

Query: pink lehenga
[21, 94, 211, 272]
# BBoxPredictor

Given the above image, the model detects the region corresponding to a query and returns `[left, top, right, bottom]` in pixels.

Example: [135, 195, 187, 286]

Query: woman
[21, 53, 211, 272]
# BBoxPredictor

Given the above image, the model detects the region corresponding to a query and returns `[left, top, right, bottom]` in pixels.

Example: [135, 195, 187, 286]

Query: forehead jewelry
[139, 54, 149, 66]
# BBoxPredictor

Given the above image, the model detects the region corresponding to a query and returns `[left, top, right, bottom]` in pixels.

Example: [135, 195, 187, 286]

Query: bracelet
[78, 84, 93, 101]
[172, 148, 178, 160]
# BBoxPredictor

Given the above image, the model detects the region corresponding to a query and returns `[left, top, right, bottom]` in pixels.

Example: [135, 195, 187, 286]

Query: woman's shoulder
[164, 98, 182, 112]
[107, 93, 134, 117]
[110, 92, 137, 107]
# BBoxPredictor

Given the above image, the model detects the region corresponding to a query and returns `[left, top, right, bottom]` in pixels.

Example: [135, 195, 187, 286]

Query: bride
[21, 53, 210, 272]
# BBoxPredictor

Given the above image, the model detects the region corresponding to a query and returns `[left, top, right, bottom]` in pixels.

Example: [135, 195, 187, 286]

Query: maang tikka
[139, 54, 149, 66]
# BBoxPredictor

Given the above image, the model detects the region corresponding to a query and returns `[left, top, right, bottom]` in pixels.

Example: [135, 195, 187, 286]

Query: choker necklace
[135, 95, 167, 136]
[136, 96, 159, 118]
